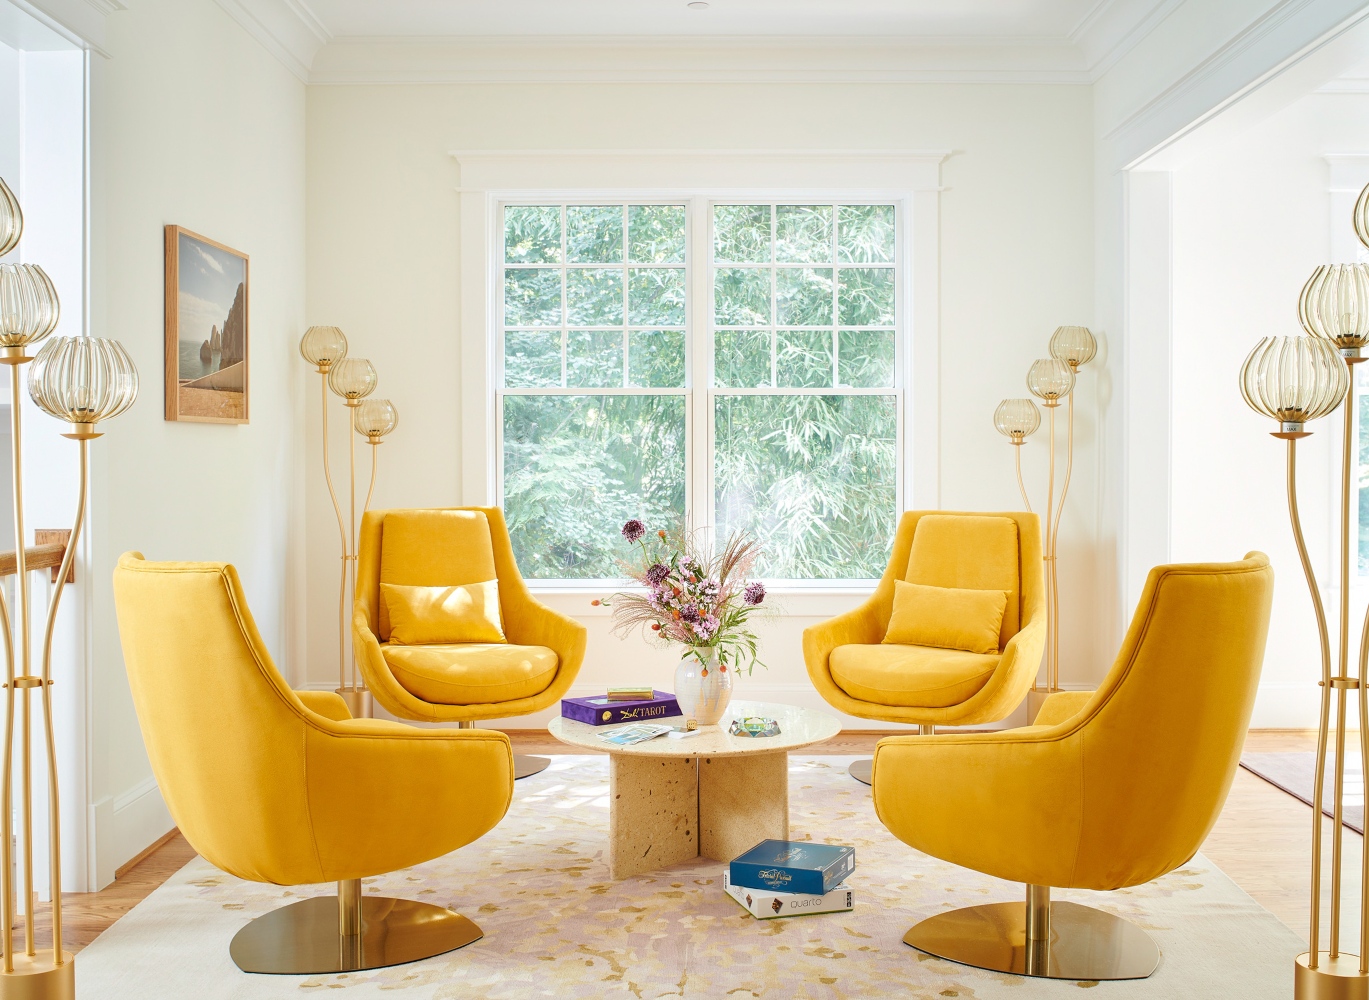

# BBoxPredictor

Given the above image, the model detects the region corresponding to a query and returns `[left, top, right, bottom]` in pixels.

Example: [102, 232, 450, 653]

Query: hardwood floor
[41, 727, 1338, 954]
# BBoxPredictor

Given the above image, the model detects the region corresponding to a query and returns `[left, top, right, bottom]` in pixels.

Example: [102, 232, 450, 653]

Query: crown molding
[1070, 0, 1183, 75]
[308, 35, 1091, 86]
[9, 0, 125, 51]
[211, 0, 328, 83]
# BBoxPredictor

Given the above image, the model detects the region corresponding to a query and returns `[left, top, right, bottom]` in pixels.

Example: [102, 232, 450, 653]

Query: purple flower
[645, 563, 670, 586]
[743, 581, 766, 606]
[679, 603, 701, 624]
[622, 519, 646, 543]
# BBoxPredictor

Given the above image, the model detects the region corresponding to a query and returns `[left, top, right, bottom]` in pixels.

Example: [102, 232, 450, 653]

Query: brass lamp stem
[1330, 385, 1357, 956]
[1049, 385, 1077, 691]
[1043, 401, 1057, 692]
[320, 371, 348, 693]
[364, 441, 380, 515]
[35, 438, 85, 964]
[9, 362, 35, 959]
[1012, 440, 1032, 513]
[1284, 435, 1334, 970]
[347, 402, 358, 694]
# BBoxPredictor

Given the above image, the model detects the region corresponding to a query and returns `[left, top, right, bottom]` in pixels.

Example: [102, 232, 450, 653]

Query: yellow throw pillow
[882, 580, 1008, 655]
[381, 581, 507, 646]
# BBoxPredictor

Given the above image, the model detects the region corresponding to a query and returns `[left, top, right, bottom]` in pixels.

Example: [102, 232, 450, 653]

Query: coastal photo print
[164, 225, 249, 423]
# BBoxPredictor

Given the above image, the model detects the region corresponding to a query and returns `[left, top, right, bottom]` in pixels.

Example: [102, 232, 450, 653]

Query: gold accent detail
[228, 889, 482, 975]
[58, 423, 99, 441]
[335, 686, 372, 720]
[8, 678, 43, 689]
[1326, 678, 1361, 689]
[1298, 952, 1369, 999]
[514, 755, 551, 779]
[0, 951, 75, 998]
[904, 885, 1160, 981]
[0, 346, 32, 365]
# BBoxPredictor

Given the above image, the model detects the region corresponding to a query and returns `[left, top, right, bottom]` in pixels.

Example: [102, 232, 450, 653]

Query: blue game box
[729, 839, 855, 896]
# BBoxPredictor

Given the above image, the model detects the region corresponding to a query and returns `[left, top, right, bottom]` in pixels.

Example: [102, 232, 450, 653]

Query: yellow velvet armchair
[804, 510, 1046, 782]
[112, 553, 515, 975]
[353, 506, 586, 778]
[873, 553, 1274, 981]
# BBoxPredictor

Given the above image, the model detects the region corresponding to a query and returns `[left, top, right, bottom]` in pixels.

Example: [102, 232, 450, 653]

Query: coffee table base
[608, 751, 789, 879]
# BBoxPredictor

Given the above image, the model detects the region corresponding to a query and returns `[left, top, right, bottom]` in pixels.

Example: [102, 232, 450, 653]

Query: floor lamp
[994, 325, 1096, 721]
[1240, 182, 1369, 1000]
[0, 177, 138, 998]
[299, 328, 380, 719]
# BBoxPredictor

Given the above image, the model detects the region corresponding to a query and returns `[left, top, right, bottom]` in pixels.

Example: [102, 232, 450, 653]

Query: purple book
[562, 691, 682, 726]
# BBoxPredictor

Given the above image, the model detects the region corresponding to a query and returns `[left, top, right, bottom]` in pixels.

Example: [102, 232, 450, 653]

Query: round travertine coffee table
[548, 700, 841, 879]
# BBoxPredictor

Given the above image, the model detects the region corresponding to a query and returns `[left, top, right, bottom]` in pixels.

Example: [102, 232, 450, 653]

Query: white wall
[304, 82, 1098, 726]
[1169, 91, 1369, 727]
[85, 0, 306, 886]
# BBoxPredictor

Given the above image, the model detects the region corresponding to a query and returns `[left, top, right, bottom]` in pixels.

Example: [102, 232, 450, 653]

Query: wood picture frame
[164, 225, 249, 424]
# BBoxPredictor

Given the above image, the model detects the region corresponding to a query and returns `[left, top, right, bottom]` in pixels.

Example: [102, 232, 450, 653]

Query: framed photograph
[164, 225, 249, 423]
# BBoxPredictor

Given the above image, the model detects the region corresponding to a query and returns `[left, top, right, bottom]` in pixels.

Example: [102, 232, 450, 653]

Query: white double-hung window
[496, 199, 902, 583]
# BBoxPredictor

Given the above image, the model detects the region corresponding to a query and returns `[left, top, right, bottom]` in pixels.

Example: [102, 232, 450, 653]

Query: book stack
[561, 691, 682, 727]
[724, 839, 855, 919]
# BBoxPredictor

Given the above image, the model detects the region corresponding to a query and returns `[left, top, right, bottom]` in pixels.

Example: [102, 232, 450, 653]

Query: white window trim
[454, 149, 948, 595]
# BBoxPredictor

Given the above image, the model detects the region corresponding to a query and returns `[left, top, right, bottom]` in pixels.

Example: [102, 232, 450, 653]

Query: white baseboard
[90, 775, 174, 891]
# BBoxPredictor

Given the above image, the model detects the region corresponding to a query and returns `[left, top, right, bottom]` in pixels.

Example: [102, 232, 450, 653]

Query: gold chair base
[514, 754, 550, 780]
[1297, 952, 1369, 999]
[904, 900, 1160, 981]
[848, 758, 873, 785]
[0, 952, 75, 1000]
[229, 894, 481, 975]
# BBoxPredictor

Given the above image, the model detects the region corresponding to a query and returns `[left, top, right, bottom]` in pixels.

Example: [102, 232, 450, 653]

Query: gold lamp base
[229, 893, 482, 975]
[0, 952, 75, 1000]
[1296, 953, 1369, 999]
[905, 897, 1160, 981]
[335, 686, 372, 720]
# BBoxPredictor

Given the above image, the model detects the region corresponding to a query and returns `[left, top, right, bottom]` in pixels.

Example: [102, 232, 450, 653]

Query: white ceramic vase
[674, 648, 733, 726]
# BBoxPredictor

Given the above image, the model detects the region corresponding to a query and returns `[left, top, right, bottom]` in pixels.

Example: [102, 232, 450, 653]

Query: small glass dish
[729, 716, 780, 738]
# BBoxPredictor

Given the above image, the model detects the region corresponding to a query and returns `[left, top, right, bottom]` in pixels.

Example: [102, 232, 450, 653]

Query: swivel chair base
[230, 882, 482, 975]
[850, 725, 936, 786]
[515, 754, 550, 779]
[904, 886, 1160, 981]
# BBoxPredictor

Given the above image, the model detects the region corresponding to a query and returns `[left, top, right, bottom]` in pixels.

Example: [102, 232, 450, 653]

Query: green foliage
[715, 394, 897, 579]
[501, 202, 899, 581]
[504, 394, 686, 578]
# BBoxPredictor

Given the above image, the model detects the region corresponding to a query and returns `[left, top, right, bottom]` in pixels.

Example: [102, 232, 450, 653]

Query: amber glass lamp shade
[0, 177, 21, 257]
[994, 398, 1040, 442]
[1048, 325, 1096, 369]
[28, 336, 139, 437]
[300, 325, 348, 371]
[354, 398, 398, 442]
[1299, 264, 1369, 355]
[0, 263, 59, 355]
[1026, 358, 1074, 402]
[1239, 335, 1348, 434]
[328, 357, 377, 402]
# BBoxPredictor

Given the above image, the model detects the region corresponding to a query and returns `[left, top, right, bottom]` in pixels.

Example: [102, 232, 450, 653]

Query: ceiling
[298, 0, 1114, 40]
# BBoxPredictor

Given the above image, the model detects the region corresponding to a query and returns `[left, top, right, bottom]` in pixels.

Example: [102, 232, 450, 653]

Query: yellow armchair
[872, 553, 1273, 981]
[353, 506, 587, 778]
[112, 553, 515, 975]
[804, 510, 1046, 782]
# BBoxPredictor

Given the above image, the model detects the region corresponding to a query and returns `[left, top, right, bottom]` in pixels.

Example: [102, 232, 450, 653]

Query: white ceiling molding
[1109, 0, 1369, 167]
[309, 36, 1092, 86]
[1070, 0, 1184, 75]
[9, 0, 124, 52]
[211, 0, 328, 83]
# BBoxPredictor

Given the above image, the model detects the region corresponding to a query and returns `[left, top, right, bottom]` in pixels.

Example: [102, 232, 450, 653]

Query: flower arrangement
[596, 519, 767, 676]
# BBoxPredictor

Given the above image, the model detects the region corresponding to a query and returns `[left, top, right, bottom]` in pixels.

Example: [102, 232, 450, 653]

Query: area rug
[76, 756, 1302, 999]
[1241, 751, 1365, 834]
